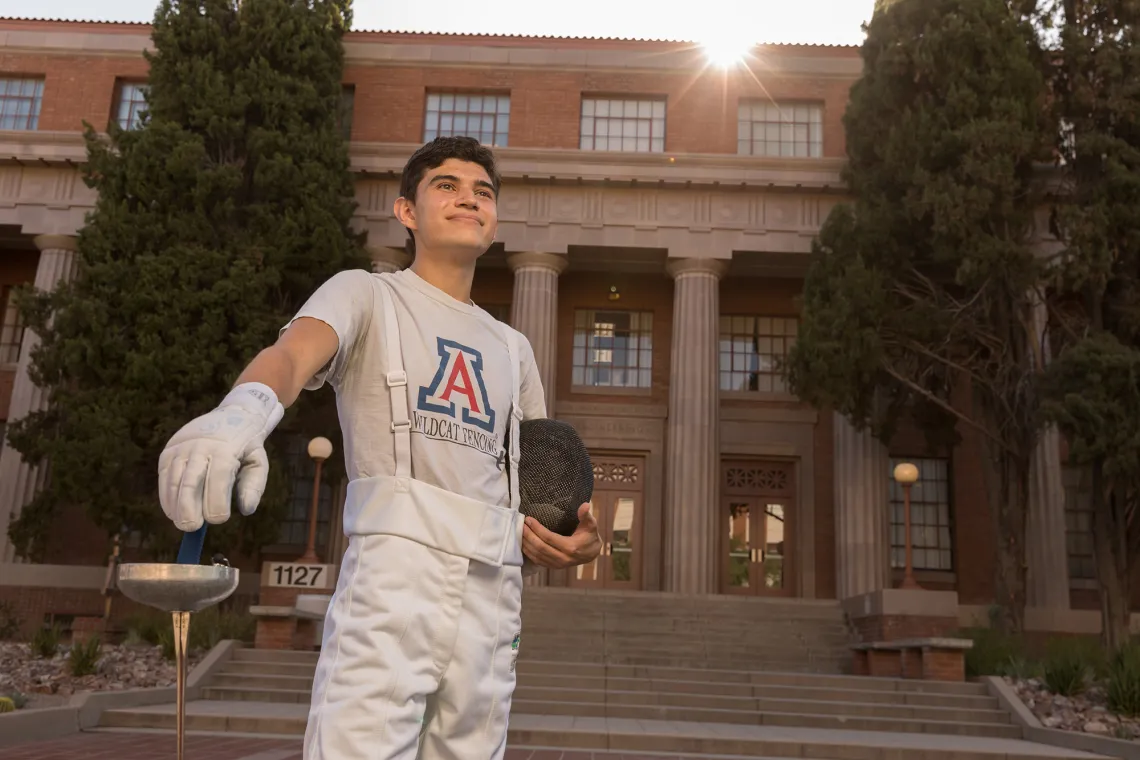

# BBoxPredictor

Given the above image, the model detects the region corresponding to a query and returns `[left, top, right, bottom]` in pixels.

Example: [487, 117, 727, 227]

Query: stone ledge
[249, 605, 294, 617]
[0, 638, 239, 748]
[851, 637, 974, 651]
[0, 704, 78, 748]
[983, 675, 1041, 731]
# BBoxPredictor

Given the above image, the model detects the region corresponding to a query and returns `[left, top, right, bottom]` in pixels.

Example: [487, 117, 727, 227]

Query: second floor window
[424, 92, 510, 147]
[0, 285, 25, 365]
[719, 315, 798, 393]
[738, 101, 822, 158]
[580, 96, 665, 153]
[114, 81, 148, 130]
[0, 77, 45, 131]
[572, 309, 653, 389]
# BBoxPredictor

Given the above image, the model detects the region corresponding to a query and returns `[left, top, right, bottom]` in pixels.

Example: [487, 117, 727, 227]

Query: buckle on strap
[386, 370, 408, 388]
[511, 403, 524, 422]
[391, 419, 411, 432]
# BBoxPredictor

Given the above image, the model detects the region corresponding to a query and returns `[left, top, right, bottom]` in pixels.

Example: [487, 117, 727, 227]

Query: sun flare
[699, 27, 757, 67]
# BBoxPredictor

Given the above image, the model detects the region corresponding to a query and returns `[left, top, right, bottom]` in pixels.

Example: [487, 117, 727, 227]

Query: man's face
[397, 157, 498, 262]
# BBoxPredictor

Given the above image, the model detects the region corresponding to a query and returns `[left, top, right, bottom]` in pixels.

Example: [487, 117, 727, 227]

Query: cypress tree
[785, 0, 1052, 632]
[6, 0, 368, 561]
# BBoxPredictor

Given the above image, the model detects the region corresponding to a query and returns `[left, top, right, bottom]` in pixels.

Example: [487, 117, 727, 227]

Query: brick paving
[1, 731, 725, 760]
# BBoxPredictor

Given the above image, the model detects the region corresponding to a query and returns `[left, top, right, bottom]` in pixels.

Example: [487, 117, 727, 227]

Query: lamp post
[893, 462, 921, 590]
[298, 436, 333, 565]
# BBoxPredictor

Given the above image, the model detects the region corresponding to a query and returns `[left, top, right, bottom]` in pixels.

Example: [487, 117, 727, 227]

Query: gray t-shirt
[281, 267, 547, 509]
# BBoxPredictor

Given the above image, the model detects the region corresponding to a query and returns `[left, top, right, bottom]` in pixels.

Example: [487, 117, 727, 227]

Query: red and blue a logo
[417, 338, 495, 432]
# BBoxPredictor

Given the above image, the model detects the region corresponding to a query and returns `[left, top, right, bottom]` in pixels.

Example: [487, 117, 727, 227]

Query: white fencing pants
[303, 533, 523, 760]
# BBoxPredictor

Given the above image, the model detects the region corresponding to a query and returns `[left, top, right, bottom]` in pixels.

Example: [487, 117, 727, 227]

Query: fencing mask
[512, 418, 595, 536]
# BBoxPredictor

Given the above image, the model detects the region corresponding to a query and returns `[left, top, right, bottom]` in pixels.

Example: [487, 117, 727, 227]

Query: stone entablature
[1, 131, 849, 257]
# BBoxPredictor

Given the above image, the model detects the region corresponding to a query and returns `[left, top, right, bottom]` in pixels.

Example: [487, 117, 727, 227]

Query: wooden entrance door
[721, 461, 795, 596]
[568, 454, 644, 590]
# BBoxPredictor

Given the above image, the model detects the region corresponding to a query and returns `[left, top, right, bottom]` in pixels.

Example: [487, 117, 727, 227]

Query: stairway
[516, 587, 853, 673]
[96, 589, 1110, 759]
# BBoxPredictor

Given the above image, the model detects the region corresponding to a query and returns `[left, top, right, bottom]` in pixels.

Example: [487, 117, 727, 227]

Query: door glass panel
[764, 503, 785, 589]
[575, 498, 601, 581]
[728, 501, 752, 588]
[610, 497, 635, 582]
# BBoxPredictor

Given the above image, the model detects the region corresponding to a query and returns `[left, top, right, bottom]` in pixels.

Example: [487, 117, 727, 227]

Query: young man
[157, 136, 602, 759]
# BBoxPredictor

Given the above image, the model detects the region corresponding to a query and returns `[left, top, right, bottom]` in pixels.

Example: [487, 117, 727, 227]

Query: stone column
[663, 257, 726, 595]
[833, 414, 890, 599]
[0, 235, 79, 563]
[1026, 295, 1070, 610]
[507, 252, 567, 588]
[369, 245, 410, 274]
[507, 252, 566, 411]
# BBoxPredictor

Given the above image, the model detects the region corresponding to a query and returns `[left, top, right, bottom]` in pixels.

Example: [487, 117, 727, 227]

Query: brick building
[0, 17, 1117, 640]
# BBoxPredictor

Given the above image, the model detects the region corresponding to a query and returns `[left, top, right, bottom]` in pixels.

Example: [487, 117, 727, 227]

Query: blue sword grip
[176, 524, 207, 565]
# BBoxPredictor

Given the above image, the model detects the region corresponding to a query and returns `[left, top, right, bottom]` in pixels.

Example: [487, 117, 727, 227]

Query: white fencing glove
[158, 382, 285, 532]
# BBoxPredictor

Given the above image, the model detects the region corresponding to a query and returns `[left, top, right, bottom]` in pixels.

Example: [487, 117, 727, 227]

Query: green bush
[30, 623, 60, 658]
[5, 692, 28, 709]
[68, 636, 103, 677]
[187, 607, 256, 652]
[1000, 655, 1042, 680]
[123, 611, 167, 646]
[157, 627, 176, 662]
[1108, 642, 1140, 717]
[0, 697, 14, 713]
[963, 627, 1026, 678]
[1042, 639, 1089, 696]
[0, 602, 21, 641]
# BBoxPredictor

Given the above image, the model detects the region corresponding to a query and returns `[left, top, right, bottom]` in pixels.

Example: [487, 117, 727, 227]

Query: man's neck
[409, 254, 477, 305]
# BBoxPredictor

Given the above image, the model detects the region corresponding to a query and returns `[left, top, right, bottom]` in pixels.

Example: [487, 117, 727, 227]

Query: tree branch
[882, 362, 1009, 450]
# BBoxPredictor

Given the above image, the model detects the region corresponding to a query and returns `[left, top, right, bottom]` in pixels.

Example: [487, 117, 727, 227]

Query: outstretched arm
[235, 317, 340, 408]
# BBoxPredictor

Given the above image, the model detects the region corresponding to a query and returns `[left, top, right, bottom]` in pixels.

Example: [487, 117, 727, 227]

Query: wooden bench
[851, 637, 973, 681]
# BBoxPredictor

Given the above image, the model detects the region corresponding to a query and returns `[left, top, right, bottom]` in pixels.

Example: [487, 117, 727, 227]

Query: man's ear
[393, 196, 417, 232]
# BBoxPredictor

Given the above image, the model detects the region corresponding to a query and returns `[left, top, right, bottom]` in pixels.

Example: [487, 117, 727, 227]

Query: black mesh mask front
[507, 418, 594, 536]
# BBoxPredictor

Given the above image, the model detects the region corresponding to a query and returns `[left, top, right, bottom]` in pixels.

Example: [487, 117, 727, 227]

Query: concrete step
[215, 656, 985, 698]
[508, 698, 1021, 739]
[515, 661, 990, 695]
[513, 634, 854, 650]
[97, 701, 1107, 759]
[207, 671, 999, 716]
[518, 673, 999, 709]
[201, 682, 1009, 726]
[511, 686, 1010, 724]
[218, 653, 853, 677]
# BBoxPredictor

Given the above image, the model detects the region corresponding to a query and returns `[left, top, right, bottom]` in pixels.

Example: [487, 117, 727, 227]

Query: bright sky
[3, 0, 878, 46]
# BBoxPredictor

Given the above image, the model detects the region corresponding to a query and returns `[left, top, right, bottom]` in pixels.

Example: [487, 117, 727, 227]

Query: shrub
[0, 602, 21, 640]
[1042, 639, 1089, 696]
[30, 623, 60, 658]
[963, 627, 1026, 678]
[1108, 642, 1140, 717]
[0, 697, 14, 713]
[188, 607, 256, 652]
[68, 635, 103, 677]
[157, 627, 176, 662]
[123, 611, 167, 646]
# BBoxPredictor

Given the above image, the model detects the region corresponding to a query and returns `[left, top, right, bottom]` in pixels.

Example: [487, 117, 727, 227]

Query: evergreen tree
[6, 0, 368, 562]
[1040, 0, 1140, 652]
[785, 0, 1052, 632]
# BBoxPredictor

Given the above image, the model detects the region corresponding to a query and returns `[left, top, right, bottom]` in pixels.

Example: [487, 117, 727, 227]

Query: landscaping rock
[0, 641, 205, 710]
[1007, 676, 1140, 740]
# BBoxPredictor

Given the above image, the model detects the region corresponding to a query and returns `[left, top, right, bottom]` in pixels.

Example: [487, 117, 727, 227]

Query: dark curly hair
[398, 136, 502, 257]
